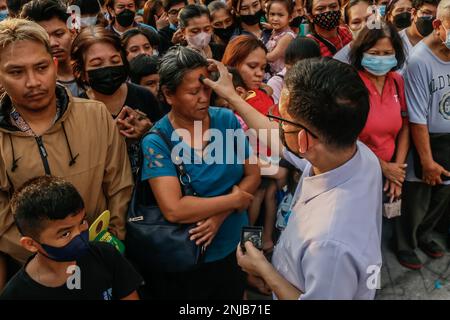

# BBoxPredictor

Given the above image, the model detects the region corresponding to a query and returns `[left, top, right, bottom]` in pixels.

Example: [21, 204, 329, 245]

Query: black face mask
[214, 24, 235, 42]
[280, 128, 303, 158]
[393, 12, 412, 29]
[313, 10, 341, 30]
[116, 8, 135, 28]
[415, 16, 434, 37]
[289, 15, 304, 28]
[88, 65, 128, 95]
[240, 10, 263, 26]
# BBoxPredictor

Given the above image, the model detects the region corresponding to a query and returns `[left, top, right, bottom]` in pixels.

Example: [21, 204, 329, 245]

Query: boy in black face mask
[0, 176, 143, 300]
[387, 0, 413, 30]
[289, 0, 306, 34]
[305, 0, 353, 57]
[105, 0, 157, 36]
[398, 0, 439, 62]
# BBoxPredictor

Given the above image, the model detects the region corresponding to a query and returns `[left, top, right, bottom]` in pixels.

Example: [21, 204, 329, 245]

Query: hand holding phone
[240, 226, 263, 253]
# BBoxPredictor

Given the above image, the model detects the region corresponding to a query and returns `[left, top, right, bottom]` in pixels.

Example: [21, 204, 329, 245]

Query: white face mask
[186, 32, 211, 49]
[81, 15, 98, 27]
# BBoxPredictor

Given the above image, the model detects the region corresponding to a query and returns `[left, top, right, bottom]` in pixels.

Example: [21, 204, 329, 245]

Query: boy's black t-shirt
[0, 242, 144, 300]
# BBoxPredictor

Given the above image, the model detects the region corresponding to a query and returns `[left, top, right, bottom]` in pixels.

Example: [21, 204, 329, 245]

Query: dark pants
[394, 181, 450, 252]
[140, 251, 246, 300]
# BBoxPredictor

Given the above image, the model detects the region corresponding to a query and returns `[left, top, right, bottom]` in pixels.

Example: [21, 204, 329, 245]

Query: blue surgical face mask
[378, 5, 386, 17]
[442, 25, 450, 49]
[39, 230, 90, 262]
[361, 53, 397, 76]
[0, 9, 8, 22]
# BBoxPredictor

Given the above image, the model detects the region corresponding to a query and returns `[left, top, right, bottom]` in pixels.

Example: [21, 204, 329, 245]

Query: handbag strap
[139, 129, 198, 196]
[391, 75, 408, 118]
[310, 31, 338, 55]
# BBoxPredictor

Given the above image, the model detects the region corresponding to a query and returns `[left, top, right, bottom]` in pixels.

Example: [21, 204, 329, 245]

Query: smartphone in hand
[240, 226, 263, 253]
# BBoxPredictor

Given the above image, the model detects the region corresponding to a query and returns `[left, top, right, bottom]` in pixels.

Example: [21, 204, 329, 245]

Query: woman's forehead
[179, 67, 209, 87]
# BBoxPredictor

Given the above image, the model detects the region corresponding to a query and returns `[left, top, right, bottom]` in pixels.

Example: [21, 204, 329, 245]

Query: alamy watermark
[164, 121, 282, 176]
[66, 265, 81, 290]
[367, 265, 382, 290]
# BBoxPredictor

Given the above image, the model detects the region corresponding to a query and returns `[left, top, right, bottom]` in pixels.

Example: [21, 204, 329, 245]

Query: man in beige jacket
[0, 19, 133, 290]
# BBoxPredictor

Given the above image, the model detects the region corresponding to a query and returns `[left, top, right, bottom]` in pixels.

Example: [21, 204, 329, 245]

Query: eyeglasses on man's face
[267, 111, 319, 140]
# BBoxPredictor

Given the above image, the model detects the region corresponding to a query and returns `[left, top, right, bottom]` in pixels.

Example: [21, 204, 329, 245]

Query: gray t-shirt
[403, 41, 450, 183]
[399, 29, 413, 60]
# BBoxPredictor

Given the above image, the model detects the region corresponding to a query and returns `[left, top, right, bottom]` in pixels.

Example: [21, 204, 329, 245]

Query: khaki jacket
[0, 86, 133, 263]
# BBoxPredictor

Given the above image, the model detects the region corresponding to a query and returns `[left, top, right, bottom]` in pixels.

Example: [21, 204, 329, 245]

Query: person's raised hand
[201, 59, 240, 103]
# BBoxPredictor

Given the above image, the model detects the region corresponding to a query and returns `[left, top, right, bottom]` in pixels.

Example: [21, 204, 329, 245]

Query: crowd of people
[0, 0, 448, 300]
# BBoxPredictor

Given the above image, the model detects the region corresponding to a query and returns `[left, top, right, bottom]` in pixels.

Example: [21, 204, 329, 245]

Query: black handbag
[412, 133, 450, 181]
[125, 130, 206, 273]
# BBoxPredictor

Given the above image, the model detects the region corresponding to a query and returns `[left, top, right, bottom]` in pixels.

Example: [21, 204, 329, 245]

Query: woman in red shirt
[222, 35, 275, 115]
[349, 22, 409, 200]
[222, 35, 284, 283]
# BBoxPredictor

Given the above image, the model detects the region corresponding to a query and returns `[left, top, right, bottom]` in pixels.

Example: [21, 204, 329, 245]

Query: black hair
[344, 0, 371, 24]
[285, 36, 321, 65]
[20, 0, 70, 24]
[411, 0, 439, 10]
[162, 0, 185, 12]
[386, 0, 399, 17]
[179, 4, 210, 28]
[349, 21, 405, 70]
[129, 53, 159, 84]
[267, 0, 294, 15]
[159, 45, 208, 94]
[208, 0, 228, 14]
[11, 176, 85, 240]
[305, 0, 341, 15]
[106, 0, 139, 9]
[68, 0, 101, 15]
[285, 57, 369, 149]
[386, 0, 413, 18]
[121, 27, 160, 50]
[7, 0, 32, 17]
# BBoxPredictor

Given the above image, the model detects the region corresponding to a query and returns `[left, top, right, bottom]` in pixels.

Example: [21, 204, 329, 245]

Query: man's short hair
[11, 176, 85, 240]
[20, 0, 70, 24]
[162, 0, 185, 12]
[285, 58, 370, 149]
[411, 0, 440, 10]
[129, 53, 159, 84]
[105, 0, 139, 10]
[0, 18, 52, 57]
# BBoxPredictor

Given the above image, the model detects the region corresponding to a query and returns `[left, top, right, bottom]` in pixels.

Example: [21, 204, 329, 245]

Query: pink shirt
[358, 71, 408, 162]
[266, 28, 296, 75]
